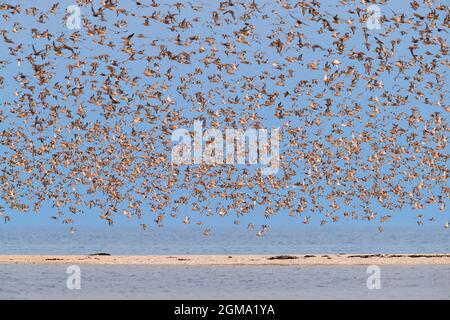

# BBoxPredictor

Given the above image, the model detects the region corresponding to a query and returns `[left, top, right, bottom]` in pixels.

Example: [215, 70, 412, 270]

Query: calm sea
[0, 226, 448, 299]
[0, 225, 448, 255]
[0, 264, 449, 299]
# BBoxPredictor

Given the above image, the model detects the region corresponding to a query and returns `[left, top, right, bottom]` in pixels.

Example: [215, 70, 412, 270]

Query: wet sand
[1, 254, 449, 265]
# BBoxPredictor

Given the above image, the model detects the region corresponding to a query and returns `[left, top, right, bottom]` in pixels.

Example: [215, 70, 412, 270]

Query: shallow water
[0, 226, 449, 255]
[0, 264, 449, 299]
[1, 226, 448, 299]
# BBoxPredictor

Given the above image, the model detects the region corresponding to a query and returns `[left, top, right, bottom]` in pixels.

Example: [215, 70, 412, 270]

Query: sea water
[0, 226, 449, 299]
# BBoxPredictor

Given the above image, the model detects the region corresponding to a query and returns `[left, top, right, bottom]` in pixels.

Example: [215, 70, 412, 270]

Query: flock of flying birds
[0, 0, 448, 235]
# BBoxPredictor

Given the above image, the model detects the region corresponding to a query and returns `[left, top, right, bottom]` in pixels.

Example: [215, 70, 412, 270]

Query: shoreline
[0, 254, 450, 265]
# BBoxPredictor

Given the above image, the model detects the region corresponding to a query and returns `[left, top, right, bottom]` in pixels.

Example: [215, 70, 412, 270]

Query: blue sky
[0, 0, 448, 231]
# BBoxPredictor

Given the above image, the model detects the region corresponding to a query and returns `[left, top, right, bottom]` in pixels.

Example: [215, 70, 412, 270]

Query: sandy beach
[1, 254, 449, 265]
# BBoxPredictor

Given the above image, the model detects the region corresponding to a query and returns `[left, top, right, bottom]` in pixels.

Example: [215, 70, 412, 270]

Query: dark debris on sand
[267, 255, 299, 260]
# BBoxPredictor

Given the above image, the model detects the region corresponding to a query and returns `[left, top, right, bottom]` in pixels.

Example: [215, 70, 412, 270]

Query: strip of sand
[0, 254, 449, 265]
